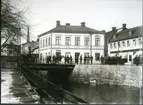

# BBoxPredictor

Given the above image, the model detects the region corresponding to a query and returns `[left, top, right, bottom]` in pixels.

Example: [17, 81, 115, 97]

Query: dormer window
[129, 31, 132, 36]
[113, 35, 116, 39]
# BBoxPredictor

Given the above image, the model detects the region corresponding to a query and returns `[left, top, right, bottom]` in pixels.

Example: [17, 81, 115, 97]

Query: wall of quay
[70, 65, 142, 88]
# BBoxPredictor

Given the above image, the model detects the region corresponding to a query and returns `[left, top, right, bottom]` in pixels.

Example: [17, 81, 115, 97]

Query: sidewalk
[1, 68, 39, 104]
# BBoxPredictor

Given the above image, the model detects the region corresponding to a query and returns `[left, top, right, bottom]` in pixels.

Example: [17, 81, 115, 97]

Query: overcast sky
[19, 0, 142, 41]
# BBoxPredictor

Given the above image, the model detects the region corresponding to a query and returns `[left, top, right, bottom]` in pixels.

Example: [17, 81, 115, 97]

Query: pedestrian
[64, 56, 67, 64]
[46, 55, 49, 64]
[87, 55, 89, 64]
[77, 56, 79, 64]
[53, 55, 56, 64]
[58, 55, 62, 64]
[84, 55, 86, 64]
[70, 55, 72, 64]
[101, 56, 104, 64]
[90, 55, 93, 64]
[67, 55, 69, 64]
[49, 55, 51, 64]
[80, 55, 82, 64]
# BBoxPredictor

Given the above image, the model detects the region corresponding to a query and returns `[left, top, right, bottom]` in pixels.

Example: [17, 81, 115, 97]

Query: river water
[67, 83, 140, 104]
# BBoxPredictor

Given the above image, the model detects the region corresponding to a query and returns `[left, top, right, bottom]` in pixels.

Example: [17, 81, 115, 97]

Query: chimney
[112, 27, 116, 31]
[66, 23, 70, 26]
[81, 22, 85, 27]
[56, 20, 60, 27]
[101, 30, 106, 34]
[122, 23, 127, 30]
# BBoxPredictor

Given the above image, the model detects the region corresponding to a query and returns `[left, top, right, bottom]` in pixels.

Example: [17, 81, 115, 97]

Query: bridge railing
[19, 65, 88, 104]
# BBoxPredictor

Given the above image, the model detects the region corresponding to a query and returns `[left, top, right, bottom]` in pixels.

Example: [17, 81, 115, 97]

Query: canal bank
[69, 65, 142, 88]
[1, 68, 41, 104]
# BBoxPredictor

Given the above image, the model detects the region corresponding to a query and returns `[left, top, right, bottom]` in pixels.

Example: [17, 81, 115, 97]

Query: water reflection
[68, 83, 140, 104]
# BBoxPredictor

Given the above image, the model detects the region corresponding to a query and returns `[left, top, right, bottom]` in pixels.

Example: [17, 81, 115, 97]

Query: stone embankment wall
[69, 65, 142, 88]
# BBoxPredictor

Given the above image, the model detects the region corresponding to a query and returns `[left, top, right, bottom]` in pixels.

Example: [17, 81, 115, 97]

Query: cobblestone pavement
[1, 68, 39, 104]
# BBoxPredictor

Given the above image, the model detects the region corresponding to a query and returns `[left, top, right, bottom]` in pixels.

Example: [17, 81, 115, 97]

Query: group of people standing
[76, 55, 93, 64]
[46, 55, 62, 64]
[45, 54, 94, 64]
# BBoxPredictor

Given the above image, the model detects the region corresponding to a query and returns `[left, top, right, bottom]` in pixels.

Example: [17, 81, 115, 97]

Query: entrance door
[75, 53, 80, 63]
[95, 53, 100, 61]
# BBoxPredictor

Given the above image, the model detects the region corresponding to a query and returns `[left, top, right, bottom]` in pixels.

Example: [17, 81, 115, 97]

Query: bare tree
[1, 0, 28, 50]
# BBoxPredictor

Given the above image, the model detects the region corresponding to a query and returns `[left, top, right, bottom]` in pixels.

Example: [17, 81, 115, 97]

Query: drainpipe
[140, 34, 143, 104]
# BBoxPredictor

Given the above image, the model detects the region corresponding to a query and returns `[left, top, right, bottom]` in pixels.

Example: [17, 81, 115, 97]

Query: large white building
[108, 25, 143, 64]
[38, 21, 105, 63]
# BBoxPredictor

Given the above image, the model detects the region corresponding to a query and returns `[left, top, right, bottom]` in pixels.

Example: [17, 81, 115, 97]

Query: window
[110, 44, 112, 49]
[113, 35, 116, 39]
[48, 37, 51, 45]
[75, 37, 80, 46]
[84, 37, 89, 46]
[40, 40, 42, 48]
[44, 39, 46, 47]
[43, 40, 44, 47]
[139, 38, 142, 45]
[95, 38, 100, 46]
[118, 42, 120, 48]
[46, 38, 48, 47]
[65, 37, 71, 45]
[56, 36, 61, 45]
[129, 31, 132, 36]
[122, 41, 125, 47]
[114, 43, 116, 48]
[127, 41, 130, 46]
[133, 39, 136, 46]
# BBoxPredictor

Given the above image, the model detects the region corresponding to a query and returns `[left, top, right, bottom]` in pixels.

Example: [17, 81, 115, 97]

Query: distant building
[1, 43, 20, 56]
[38, 21, 105, 63]
[21, 40, 39, 54]
[107, 24, 143, 64]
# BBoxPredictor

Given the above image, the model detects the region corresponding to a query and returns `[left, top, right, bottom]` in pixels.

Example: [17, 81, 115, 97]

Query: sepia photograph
[1, 0, 143, 104]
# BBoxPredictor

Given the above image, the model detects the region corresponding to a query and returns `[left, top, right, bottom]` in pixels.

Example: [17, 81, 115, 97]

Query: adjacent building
[38, 21, 105, 63]
[107, 24, 143, 64]
[21, 40, 39, 54]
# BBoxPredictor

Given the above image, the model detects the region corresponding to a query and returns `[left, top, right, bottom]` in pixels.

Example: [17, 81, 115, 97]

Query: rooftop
[38, 21, 103, 37]
[106, 25, 143, 43]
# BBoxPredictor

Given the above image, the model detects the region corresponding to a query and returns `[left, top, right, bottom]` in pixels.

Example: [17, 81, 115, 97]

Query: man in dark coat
[67, 55, 69, 64]
[87, 55, 90, 64]
[49, 55, 51, 64]
[70, 55, 72, 64]
[52, 55, 56, 64]
[46, 55, 49, 64]
[80, 55, 82, 64]
[64, 56, 67, 64]
[101, 56, 104, 64]
[90, 55, 93, 64]
[84, 55, 86, 64]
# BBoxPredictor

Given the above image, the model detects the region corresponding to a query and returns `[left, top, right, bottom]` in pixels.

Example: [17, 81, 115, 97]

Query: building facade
[38, 21, 105, 63]
[108, 24, 143, 64]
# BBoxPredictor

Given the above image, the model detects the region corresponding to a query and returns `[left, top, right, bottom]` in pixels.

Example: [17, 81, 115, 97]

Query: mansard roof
[38, 25, 103, 37]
